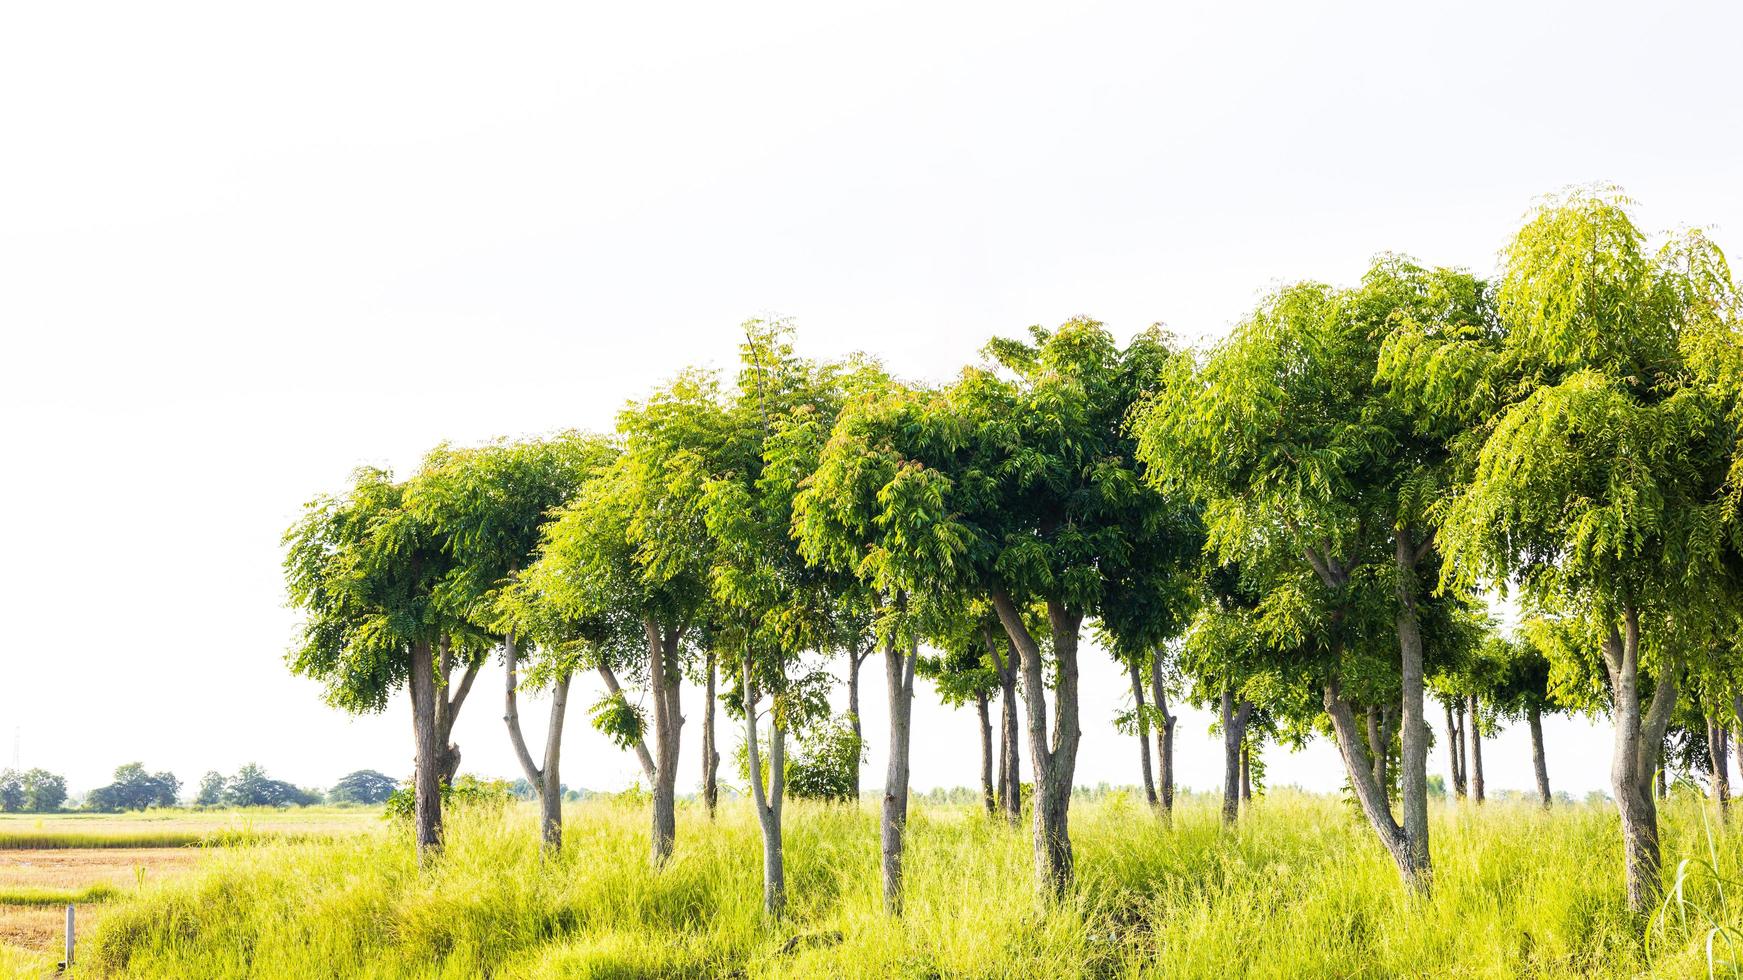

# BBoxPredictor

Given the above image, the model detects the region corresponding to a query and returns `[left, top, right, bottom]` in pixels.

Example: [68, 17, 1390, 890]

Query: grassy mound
[79, 789, 1735, 977]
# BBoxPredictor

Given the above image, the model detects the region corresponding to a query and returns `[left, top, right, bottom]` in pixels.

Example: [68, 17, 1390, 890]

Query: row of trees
[0, 765, 396, 812]
[283, 186, 1743, 915]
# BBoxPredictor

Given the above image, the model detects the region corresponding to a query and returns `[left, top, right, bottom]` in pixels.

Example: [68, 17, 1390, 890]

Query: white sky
[3, 1, 1741, 803]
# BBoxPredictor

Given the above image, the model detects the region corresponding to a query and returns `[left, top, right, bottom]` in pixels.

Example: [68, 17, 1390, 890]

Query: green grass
[0, 882, 120, 906]
[0, 943, 56, 977]
[71, 789, 1742, 978]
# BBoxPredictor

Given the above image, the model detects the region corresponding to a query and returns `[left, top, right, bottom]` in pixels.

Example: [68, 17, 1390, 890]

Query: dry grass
[0, 849, 204, 961]
[0, 808, 385, 969]
[0, 848, 204, 890]
[0, 808, 383, 850]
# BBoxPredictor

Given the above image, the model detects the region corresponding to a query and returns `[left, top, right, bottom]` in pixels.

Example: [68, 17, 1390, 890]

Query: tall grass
[77, 788, 1739, 978]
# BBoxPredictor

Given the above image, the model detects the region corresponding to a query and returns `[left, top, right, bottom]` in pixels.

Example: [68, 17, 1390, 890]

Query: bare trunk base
[1033, 784, 1073, 898]
[1529, 705, 1551, 808]
[409, 640, 443, 857]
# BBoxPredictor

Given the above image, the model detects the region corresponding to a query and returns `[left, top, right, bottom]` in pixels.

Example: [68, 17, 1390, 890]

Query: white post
[64, 903, 74, 967]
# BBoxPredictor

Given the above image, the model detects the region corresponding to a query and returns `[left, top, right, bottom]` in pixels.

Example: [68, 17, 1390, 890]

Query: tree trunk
[1444, 699, 1465, 799]
[1219, 686, 1252, 825]
[881, 630, 918, 914]
[504, 635, 541, 785]
[1240, 743, 1252, 804]
[992, 590, 1081, 899]
[986, 625, 1023, 827]
[503, 634, 570, 851]
[1603, 608, 1678, 913]
[1308, 536, 1429, 891]
[1708, 718, 1731, 817]
[702, 647, 719, 819]
[847, 648, 865, 802]
[1325, 678, 1425, 889]
[1528, 703, 1551, 808]
[1366, 709, 1388, 794]
[743, 653, 786, 917]
[1732, 696, 1743, 808]
[538, 672, 570, 848]
[409, 639, 443, 856]
[640, 619, 684, 868]
[1453, 700, 1468, 800]
[1392, 533, 1431, 890]
[1129, 660, 1157, 808]
[1003, 697, 1017, 812]
[431, 636, 478, 786]
[1150, 651, 1175, 821]
[1467, 694, 1485, 804]
[596, 662, 659, 783]
[975, 691, 995, 817]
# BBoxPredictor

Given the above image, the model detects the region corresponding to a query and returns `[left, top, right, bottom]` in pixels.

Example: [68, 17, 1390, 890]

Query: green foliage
[282, 466, 456, 714]
[0, 769, 22, 812]
[588, 690, 647, 749]
[1421, 189, 1740, 629]
[327, 769, 398, 806]
[383, 774, 514, 821]
[782, 719, 866, 802]
[917, 601, 1003, 707]
[86, 762, 181, 812]
[513, 375, 733, 699]
[194, 771, 227, 807]
[239, 768, 318, 808]
[405, 432, 613, 632]
[18, 767, 67, 813]
[737, 716, 867, 802]
[1131, 255, 1514, 829]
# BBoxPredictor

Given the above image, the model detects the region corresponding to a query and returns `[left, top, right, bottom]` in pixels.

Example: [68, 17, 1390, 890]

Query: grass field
[0, 808, 384, 976]
[10, 789, 1732, 978]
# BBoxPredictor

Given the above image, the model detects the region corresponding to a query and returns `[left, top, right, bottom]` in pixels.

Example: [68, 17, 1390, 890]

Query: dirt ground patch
[0, 847, 207, 958]
[0, 847, 203, 890]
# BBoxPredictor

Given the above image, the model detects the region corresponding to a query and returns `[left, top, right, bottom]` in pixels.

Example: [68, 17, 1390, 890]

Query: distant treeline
[0, 764, 401, 813]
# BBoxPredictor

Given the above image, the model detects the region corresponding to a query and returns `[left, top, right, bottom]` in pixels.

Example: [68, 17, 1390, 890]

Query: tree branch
[503, 635, 543, 789]
[597, 662, 658, 782]
[1323, 678, 1403, 842]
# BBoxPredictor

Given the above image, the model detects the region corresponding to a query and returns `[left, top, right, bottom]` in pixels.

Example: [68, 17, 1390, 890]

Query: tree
[195, 771, 227, 807]
[86, 763, 180, 811]
[831, 605, 878, 804]
[19, 769, 66, 813]
[738, 714, 863, 803]
[409, 431, 614, 849]
[0, 771, 25, 813]
[1139, 257, 1493, 892]
[328, 770, 398, 806]
[1177, 575, 1268, 825]
[1395, 188, 1740, 910]
[706, 321, 872, 916]
[796, 366, 982, 911]
[283, 466, 475, 854]
[526, 370, 742, 868]
[801, 320, 1187, 898]
[919, 603, 1007, 817]
[218, 763, 318, 807]
[785, 718, 865, 801]
[1096, 401, 1204, 824]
